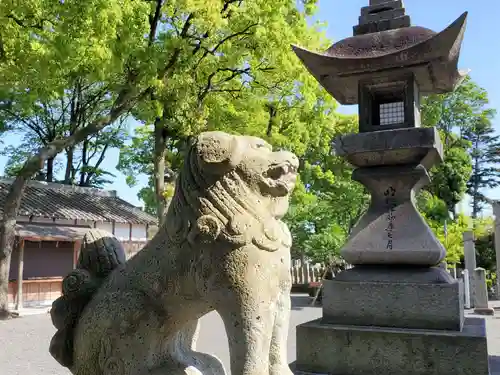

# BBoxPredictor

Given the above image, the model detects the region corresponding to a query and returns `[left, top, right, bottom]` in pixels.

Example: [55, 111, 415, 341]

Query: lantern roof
[292, 1, 468, 105]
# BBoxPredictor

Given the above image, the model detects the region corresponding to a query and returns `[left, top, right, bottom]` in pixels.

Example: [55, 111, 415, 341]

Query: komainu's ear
[196, 131, 242, 174]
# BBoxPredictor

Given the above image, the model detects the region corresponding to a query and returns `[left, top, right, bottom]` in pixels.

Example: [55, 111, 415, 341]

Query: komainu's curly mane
[49, 230, 126, 368]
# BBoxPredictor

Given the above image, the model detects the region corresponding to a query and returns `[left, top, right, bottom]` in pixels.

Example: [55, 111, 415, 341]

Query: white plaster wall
[114, 223, 131, 241]
[76, 220, 95, 227]
[95, 222, 114, 234]
[53, 219, 75, 226]
[131, 224, 147, 241]
[31, 217, 54, 224]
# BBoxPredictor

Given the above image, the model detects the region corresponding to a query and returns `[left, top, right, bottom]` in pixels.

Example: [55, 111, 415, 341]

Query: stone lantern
[290, 2, 496, 375]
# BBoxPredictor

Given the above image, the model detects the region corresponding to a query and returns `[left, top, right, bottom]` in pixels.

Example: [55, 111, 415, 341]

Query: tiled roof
[15, 223, 91, 241]
[0, 179, 157, 225]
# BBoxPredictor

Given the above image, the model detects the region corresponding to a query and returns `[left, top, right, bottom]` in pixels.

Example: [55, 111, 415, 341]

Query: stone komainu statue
[49, 131, 299, 375]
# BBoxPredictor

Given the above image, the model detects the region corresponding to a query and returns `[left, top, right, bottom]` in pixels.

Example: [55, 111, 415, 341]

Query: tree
[426, 133, 472, 216]
[117, 0, 331, 224]
[417, 191, 469, 266]
[463, 115, 500, 217]
[283, 113, 369, 263]
[473, 217, 496, 271]
[0, 0, 333, 317]
[0, 95, 128, 187]
[421, 76, 496, 218]
[0, 0, 174, 317]
[0, 77, 121, 183]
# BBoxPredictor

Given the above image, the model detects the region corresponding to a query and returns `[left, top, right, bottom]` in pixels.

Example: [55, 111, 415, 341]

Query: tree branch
[84, 142, 110, 186]
[0, 33, 5, 62]
[0, 106, 49, 143]
[221, 0, 244, 18]
[148, 0, 164, 46]
[159, 13, 194, 79]
[0, 84, 151, 240]
[6, 14, 50, 30]
[194, 23, 258, 68]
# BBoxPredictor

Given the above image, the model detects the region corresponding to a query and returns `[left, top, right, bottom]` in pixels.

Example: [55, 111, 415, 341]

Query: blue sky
[1, 0, 498, 214]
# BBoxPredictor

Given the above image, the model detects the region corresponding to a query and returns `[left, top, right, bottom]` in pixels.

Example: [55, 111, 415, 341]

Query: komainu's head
[166, 131, 299, 251]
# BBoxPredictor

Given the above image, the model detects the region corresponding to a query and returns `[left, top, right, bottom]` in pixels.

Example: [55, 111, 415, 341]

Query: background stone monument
[291, 1, 495, 374]
[473, 267, 495, 316]
[463, 230, 477, 307]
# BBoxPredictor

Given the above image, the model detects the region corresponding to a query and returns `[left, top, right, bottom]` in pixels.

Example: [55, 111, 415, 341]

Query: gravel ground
[0, 295, 499, 375]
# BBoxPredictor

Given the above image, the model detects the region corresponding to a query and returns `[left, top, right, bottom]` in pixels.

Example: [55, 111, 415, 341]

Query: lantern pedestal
[291, 128, 491, 375]
[291, 317, 491, 375]
[320, 272, 464, 330]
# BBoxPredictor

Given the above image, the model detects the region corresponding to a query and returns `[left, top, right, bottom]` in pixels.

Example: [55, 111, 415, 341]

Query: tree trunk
[0, 86, 145, 318]
[0, 197, 20, 319]
[266, 103, 277, 137]
[79, 138, 89, 186]
[0, 251, 12, 319]
[153, 115, 167, 226]
[46, 157, 55, 182]
[64, 148, 74, 184]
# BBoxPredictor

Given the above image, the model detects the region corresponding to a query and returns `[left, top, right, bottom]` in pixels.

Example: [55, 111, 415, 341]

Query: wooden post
[73, 240, 81, 268]
[15, 239, 25, 311]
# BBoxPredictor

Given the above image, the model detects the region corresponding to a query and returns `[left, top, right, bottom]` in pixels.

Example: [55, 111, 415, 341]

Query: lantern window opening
[357, 73, 420, 132]
[371, 84, 406, 127]
[379, 101, 405, 126]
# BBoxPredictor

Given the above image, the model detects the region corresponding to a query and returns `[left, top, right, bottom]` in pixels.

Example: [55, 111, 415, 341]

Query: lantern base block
[291, 317, 492, 375]
[321, 277, 464, 331]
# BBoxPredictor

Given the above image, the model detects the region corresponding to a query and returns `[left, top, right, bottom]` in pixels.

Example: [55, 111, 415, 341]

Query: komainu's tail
[49, 229, 127, 369]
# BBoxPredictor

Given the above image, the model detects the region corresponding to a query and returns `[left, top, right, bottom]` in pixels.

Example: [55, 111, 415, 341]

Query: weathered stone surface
[334, 265, 455, 283]
[340, 164, 446, 266]
[463, 230, 477, 307]
[473, 267, 495, 316]
[356, 0, 410, 37]
[369, 0, 402, 5]
[321, 278, 464, 330]
[293, 317, 490, 375]
[357, 73, 421, 132]
[334, 127, 443, 169]
[50, 131, 299, 375]
[491, 357, 500, 375]
[292, 356, 500, 375]
[49, 229, 126, 368]
[291, 12, 468, 105]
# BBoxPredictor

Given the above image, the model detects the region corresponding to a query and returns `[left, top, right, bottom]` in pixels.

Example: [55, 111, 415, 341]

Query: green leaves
[416, 76, 500, 266]
[282, 112, 369, 263]
[421, 76, 499, 218]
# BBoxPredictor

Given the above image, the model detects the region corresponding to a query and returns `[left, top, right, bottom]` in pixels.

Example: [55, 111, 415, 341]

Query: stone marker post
[493, 203, 500, 300]
[462, 269, 471, 309]
[291, 2, 493, 375]
[473, 267, 494, 315]
[463, 231, 477, 307]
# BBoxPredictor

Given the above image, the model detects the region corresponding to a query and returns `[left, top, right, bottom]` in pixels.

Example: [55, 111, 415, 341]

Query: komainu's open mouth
[265, 163, 298, 179]
[261, 162, 298, 196]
